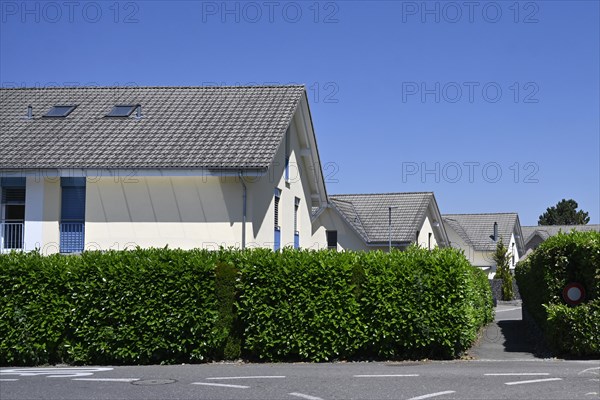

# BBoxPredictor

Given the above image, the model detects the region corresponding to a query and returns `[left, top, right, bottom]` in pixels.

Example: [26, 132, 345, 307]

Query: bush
[1, 246, 493, 365]
[492, 239, 513, 300]
[516, 230, 600, 356]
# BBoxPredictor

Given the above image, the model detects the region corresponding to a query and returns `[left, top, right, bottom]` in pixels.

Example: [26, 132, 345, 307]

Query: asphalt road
[1, 360, 599, 400]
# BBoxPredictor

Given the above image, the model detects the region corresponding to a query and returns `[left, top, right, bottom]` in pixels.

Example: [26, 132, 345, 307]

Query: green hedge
[516, 230, 600, 356]
[1, 247, 493, 365]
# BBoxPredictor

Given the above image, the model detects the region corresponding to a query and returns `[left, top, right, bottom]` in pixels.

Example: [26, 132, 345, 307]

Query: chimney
[26, 105, 33, 119]
[493, 222, 498, 242]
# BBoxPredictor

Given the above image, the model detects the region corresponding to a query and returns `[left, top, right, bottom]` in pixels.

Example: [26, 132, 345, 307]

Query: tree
[493, 238, 513, 301]
[538, 199, 590, 226]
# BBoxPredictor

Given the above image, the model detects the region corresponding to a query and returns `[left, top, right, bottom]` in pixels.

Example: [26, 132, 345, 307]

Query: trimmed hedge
[516, 230, 600, 356]
[1, 247, 493, 365]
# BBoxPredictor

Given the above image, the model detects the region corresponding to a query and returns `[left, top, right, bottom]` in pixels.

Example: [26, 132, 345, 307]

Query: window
[60, 178, 86, 253]
[1, 177, 26, 250]
[416, 230, 420, 245]
[294, 197, 300, 249]
[274, 188, 281, 251]
[43, 105, 77, 118]
[106, 105, 137, 117]
[326, 230, 337, 250]
[428, 232, 432, 250]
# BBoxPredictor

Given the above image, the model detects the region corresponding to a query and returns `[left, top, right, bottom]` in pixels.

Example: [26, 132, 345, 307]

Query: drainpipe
[238, 172, 246, 250]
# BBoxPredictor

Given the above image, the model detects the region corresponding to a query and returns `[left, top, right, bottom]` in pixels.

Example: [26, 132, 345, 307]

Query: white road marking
[191, 382, 250, 389]
[289, 392, 324, 400]
[0, 367, 113, 378]
[505, 378, 563, 386]
[0, 379, 19, 381]
[407, 390, 456, 400]
[579, 367, 600, 375]
[485, 373, 550, 376]
[72, 378, 139, 382]
[585, 392, 599, 396]
[495, 307, 522, 312]
[353, 374, 419, 377]
[206, 375, 286, 380]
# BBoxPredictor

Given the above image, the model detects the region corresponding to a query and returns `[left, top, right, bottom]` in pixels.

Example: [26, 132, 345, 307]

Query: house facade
[443, 213, 524, 278]
[0, 86, 328, 254]
[314, 192, 449, 251]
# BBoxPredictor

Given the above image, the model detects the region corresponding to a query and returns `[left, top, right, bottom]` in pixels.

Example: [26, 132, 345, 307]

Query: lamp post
[388, 206, 398, 252]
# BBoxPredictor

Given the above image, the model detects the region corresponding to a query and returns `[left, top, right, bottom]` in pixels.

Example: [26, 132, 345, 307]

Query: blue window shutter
[274, 227, 281, 251]
[61, 187, 86, 221]
[1, 177, 26, 187]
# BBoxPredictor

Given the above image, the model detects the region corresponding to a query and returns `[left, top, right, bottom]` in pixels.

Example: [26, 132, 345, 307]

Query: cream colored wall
[21, 177, 60, 254]
[83, 114, 317, 252]
[85, 175, 245, 251]
[416, 216, 438, 249]
[250, 117, 316, 249]
[312, 207, 369, 251]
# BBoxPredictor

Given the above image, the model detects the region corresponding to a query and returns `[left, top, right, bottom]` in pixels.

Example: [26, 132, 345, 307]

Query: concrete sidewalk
[468, 301, 546, 360]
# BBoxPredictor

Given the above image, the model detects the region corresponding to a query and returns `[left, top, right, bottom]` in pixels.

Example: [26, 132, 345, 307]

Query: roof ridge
[442, 212, 518, 216]
[331, 192, 434, 197]
[0, 85, 307, 91]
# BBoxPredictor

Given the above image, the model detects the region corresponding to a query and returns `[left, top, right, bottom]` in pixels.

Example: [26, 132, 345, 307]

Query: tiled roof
[442, 213, 522, 251]
[522, 224, 600, 244]
[0, 86, 305, 169]
[330, 192, 438, 244]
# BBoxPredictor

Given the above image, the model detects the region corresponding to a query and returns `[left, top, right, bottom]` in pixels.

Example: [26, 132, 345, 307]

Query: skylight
[106, 105, 136, 117]
[43, 105, 77, 118]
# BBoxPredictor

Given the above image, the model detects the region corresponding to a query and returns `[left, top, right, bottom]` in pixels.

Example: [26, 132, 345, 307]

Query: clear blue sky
[1, 0, 598, 225]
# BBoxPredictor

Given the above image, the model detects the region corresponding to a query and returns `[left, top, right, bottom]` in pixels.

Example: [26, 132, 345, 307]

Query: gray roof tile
[0, 86, 305, 169]
[330, 192, 437, 244]
[442, 213, 522, 251]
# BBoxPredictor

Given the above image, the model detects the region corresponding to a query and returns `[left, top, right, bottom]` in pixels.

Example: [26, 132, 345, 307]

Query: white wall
[312, 207, 369, 251]
[416, 216, 438, 250]
[22, 177, 60, 254]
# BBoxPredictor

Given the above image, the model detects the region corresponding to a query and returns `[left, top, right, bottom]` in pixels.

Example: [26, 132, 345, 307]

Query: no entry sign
[562, 283, 586, 306]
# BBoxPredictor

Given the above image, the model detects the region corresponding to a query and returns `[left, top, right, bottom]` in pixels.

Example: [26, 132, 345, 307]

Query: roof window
[106, 105, 137, 117]
[43, 105, 77, 118]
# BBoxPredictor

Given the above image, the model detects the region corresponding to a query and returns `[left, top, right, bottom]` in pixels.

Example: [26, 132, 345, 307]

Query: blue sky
[1, 0, 598, 225]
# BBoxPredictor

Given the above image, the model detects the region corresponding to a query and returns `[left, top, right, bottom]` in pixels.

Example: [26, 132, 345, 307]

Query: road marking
[289, 392, 324, 400]
[505, 378, 563, 386]
[485, 373, 549, 376]
[206, 375, 286, 380]
[407, 391, 456, 400]
[0, 379, 19, 381]
[585, 392, 599, 396]
[0, 367, 113, 378]
[353, 374, 419, 377]
[191, 382, 250, 389]
[495, 307, 522, 312]
[72, 378, 139, 382]
[579, 367, 600, 375]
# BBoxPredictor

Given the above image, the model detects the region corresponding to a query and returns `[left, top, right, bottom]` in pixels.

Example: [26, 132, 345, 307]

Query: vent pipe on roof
[135, 105, 143, 119]
[26, 105, 33, 119]
[493, 222, 498, 242]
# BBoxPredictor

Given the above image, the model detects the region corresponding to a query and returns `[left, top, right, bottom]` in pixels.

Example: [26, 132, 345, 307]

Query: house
[0, 86, 328, 254]
[521, 224, 600, 253]
[313, 192, 449, 251]
[442, 213, 524, 278]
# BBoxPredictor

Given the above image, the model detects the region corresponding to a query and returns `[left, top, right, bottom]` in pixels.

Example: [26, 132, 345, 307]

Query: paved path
[468, 301, 542, 360]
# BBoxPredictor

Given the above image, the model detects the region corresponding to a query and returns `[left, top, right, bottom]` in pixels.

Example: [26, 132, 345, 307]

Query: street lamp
[388, 206, 398, 252]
